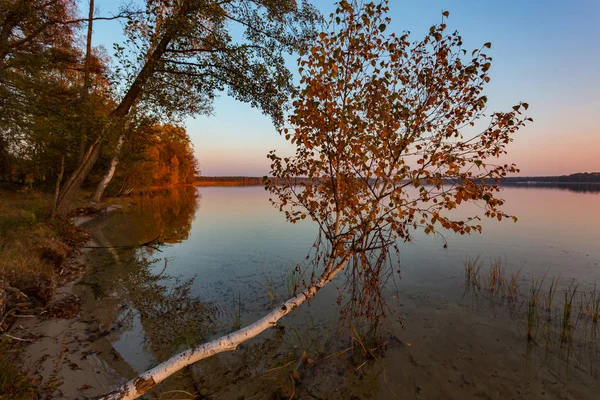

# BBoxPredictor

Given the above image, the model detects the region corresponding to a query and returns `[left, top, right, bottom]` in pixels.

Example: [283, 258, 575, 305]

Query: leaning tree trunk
[54, 14, 178, 215]
[55, 139, 102, 215]
[92, 132, 125, 202]
[95, 254, 352, 400]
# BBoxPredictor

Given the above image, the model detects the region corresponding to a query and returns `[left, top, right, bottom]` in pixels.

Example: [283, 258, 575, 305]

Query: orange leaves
[266, 0, 529, 266]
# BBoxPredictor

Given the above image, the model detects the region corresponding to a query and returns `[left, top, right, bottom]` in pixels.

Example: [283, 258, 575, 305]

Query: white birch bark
[92, 133, 125, 202]
[95, 254, 351, 400]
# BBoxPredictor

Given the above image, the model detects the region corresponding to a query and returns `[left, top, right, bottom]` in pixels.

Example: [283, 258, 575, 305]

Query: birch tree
[96, 1, 530, 399]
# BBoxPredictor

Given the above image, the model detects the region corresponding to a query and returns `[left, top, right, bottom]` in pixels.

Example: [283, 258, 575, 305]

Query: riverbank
[0, 187, 127, 399]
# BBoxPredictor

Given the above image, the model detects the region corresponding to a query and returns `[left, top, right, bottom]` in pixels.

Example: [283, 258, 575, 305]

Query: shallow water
[80, 185, 600, 399]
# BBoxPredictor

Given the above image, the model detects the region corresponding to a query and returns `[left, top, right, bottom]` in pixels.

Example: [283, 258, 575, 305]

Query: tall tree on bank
[96, 2, 530, 399]
[0, 0, 127, 187]
[55, 0, 321, 209]
[0, 0, 82, 182]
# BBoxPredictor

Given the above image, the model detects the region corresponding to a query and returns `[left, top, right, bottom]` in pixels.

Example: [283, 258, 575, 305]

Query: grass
[507, 267, 522, 302]
[281, 265, 299, 298]
[260, 272, 278, 308]
[543, 275, 560, 315]
[0, 190, 58, 305]
[526, 273, 545, 342]
[487, 257, 507, 296]
[0, 189, 87, 303]
[581, 282, 600, 326]
[0, 188, 89, 305]
[0, 338, 37, 400]
[463, 255, 483, 290]
[560, 281, 579, 343]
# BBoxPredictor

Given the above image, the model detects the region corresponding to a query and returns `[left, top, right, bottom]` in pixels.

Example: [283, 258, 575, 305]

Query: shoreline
[3, 199, 130, 399]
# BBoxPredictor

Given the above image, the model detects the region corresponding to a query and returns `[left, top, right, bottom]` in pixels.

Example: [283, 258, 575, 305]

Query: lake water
[80, 185, 600, 399]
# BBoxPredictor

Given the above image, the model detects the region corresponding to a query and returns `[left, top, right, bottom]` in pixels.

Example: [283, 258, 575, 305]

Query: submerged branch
[82, 235, 164, 252]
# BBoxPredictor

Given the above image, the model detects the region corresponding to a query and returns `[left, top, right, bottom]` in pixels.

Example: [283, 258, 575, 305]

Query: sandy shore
[7, 205, 132, 399]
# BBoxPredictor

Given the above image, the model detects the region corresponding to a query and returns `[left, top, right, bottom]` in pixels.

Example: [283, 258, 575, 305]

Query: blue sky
[90, 0, 599, 176]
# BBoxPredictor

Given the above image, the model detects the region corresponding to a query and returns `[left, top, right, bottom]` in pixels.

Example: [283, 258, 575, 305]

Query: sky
[91, 0, 600, 177]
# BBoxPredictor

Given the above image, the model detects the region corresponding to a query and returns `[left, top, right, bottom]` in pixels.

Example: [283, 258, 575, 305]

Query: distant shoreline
[502, 181, 600, 185]
[193, 176, 311, 186]
[193, 173, 600, 187]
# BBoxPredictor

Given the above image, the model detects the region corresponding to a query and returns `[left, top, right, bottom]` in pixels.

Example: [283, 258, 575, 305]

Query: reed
[260, 273, 277, 307]
[281, 265, 299, 298]
[581, 282, 600, 330]
[507, 267, 523, 301]
[463, 255, 483, 290]
[560, 281, 579, 343]
[543, 274, 560, 315]
[526, 273, 545, 342]
[487, 257, 507, 297]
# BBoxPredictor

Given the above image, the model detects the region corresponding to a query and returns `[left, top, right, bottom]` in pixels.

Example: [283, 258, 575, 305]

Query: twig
[17, 325, 38, 338]
[354, 360, 368, 372]
[2, 333, 35, 342]
[262, 360, 297, 375]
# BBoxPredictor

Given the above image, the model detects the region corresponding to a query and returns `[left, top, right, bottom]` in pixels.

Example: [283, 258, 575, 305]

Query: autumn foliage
[267, 0, 531, 322]
[113, 124, 199, 194]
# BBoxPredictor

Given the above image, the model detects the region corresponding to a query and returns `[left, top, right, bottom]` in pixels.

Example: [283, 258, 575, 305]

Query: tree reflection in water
[81, 186, 216, 365]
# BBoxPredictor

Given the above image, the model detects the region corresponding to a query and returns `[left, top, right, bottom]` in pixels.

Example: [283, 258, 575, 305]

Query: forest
[0, 0, 204, 202]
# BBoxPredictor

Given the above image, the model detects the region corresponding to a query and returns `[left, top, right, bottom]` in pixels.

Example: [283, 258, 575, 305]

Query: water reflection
[105, 186, 200, 246]
[81, 186, 216, 371]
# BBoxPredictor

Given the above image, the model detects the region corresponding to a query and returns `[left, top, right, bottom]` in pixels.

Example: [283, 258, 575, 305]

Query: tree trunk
[55, 139, 102, 215]
[51, 156, 65, 218]
[54, 20, 178, 215]
[95, 254, 352, 400]
[78, 0, 94, 164]
[92, 132, 125, 202]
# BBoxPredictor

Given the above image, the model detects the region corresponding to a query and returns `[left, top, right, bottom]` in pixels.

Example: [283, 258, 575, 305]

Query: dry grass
[0, 338, 38, 400]
[0, 189, 57, 302]
[0, 187, 89, 313]
[0, 187, 95, 400]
